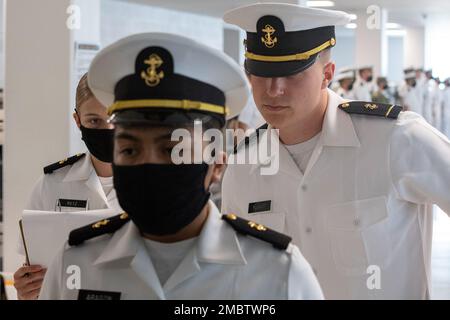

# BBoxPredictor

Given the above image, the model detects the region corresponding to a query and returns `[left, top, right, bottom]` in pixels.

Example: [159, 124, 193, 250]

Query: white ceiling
[114, 0, 450, 27]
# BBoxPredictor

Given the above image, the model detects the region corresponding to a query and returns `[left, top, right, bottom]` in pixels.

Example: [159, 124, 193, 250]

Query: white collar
[93, 201, 246, 266]
[62, 151, 94, 182]
[248, 89, 360, 175]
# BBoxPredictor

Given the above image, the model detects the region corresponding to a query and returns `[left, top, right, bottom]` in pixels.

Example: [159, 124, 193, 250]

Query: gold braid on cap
[245, 38, 336, 62]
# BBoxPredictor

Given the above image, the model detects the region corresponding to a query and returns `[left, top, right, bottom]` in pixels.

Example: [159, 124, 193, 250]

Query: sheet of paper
[21, 208, 119, 267]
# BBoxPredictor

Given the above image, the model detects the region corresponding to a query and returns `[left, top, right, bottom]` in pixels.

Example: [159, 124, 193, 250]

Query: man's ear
[211, 151, 227, 184]
[204, 151, 227, 190]
[322, 62, 335, 89]
[73, 110, 81, 129]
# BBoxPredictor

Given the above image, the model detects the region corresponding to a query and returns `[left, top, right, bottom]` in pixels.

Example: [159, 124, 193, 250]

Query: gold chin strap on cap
[108, 99, 229, 116]
[245, 38, 336, 62]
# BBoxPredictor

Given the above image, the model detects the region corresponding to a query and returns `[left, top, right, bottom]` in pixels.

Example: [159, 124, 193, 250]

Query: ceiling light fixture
[348, 13, 358, 21]
[306, 1, 335, 8]
[386, 22, 402, 29]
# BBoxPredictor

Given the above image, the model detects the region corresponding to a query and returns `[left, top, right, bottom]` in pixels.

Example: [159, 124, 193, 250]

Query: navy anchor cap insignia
[137, 47, 174, 87]
[257, 15, 285, 49]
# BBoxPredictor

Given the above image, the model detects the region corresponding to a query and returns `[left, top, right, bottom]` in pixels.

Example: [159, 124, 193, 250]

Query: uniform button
[301, 184, 307, 191]
[306, 227, 312, 233]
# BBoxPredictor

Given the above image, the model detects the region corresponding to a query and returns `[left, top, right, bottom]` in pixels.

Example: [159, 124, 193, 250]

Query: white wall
[425, 13, 450, 79]
[354, 8, 388, 77]
[74, 0, 101, 44]
[333, 27, 356, 72]
[404, 26, 424, 70]
[388, 35, 404, 84]
[3, 0, 73, 271]
[100, 0, 224, 50]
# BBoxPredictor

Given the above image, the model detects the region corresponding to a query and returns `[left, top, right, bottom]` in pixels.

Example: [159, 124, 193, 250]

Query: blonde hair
[75, 73, 94, 110]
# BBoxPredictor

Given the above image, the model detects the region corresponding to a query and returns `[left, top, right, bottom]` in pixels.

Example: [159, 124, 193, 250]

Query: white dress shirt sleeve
[389, 112, 450, 215]
[287, 245, 324, 300]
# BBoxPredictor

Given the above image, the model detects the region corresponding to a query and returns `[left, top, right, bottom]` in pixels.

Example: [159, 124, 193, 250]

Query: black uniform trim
[68, 213, 130, 246]
[233, 123, 269, 154]
[222, 213, 292, 250]
[44, 153, 86, 174]
[338, 101, 403, 119]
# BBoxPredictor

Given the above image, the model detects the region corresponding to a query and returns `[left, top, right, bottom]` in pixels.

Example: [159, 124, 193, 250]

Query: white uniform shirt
[353, 79, 373, 101]
[404, 86, 422, 115]
[98, 176, 115, 201]
[399, 80, 424, 115]
[17, 153, 121, 256]
[39, 202, 324, 300]
[143, 237, 197, 285]
[26, 152, 120, 211]
[423, 79, 438, 124]
[433, 88, 443, 131]
[284, 133, 321, 174]
[442, 87, 450, 136]
[417, 76, 427, 109]
[335, 87, 355, 100]
[222, 89, 450, 299]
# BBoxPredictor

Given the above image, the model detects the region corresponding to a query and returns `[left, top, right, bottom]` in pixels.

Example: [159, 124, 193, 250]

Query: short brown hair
[75, 73, 94, 110]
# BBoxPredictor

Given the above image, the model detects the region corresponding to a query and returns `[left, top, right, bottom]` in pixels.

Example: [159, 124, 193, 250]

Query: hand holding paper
[20, 208, 119, 267]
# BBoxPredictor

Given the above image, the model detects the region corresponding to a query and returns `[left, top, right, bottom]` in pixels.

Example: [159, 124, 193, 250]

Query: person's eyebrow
[115, 132, 140, 142]
[83, 113, 101, 117]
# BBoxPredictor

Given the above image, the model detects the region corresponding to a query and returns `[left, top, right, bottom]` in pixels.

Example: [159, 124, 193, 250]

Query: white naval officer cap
[357, 64, 373, 71]
[223, 2, 352, 77]
[88, 33, 250, 128]
[335, 67, 356, 81]
[404, 70, 416, 80]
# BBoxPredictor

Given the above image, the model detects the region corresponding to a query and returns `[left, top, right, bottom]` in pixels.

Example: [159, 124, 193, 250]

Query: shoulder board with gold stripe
[222, 213, 292, 250]
[338, 101, 403, 119]
[68, 213, 130, 246]
[43, 153, 86, 174]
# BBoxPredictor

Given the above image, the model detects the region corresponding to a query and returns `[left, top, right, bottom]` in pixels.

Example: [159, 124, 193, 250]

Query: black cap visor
[245, 54, 319, 78]
[109, 109, 224, 129]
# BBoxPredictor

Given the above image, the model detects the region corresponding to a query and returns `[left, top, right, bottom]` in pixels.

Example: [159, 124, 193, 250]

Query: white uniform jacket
[353, 79, 373, 101]
[222, 89, 450, 299]
[26, 152, 120, 211]
[39, 203, 324, 300]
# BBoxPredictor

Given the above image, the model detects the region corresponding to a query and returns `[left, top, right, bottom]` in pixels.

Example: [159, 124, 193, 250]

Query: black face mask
[348, 82, 354, 91]
[113, 163, 211, 236]
[80, 125, 114, 163]
[410, 80, 417, 88]
[382, 84, 389, 90]
[367, 76, 373, 82]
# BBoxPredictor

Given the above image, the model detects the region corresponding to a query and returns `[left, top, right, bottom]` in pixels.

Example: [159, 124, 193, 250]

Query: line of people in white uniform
[332, 66, 450, 137]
